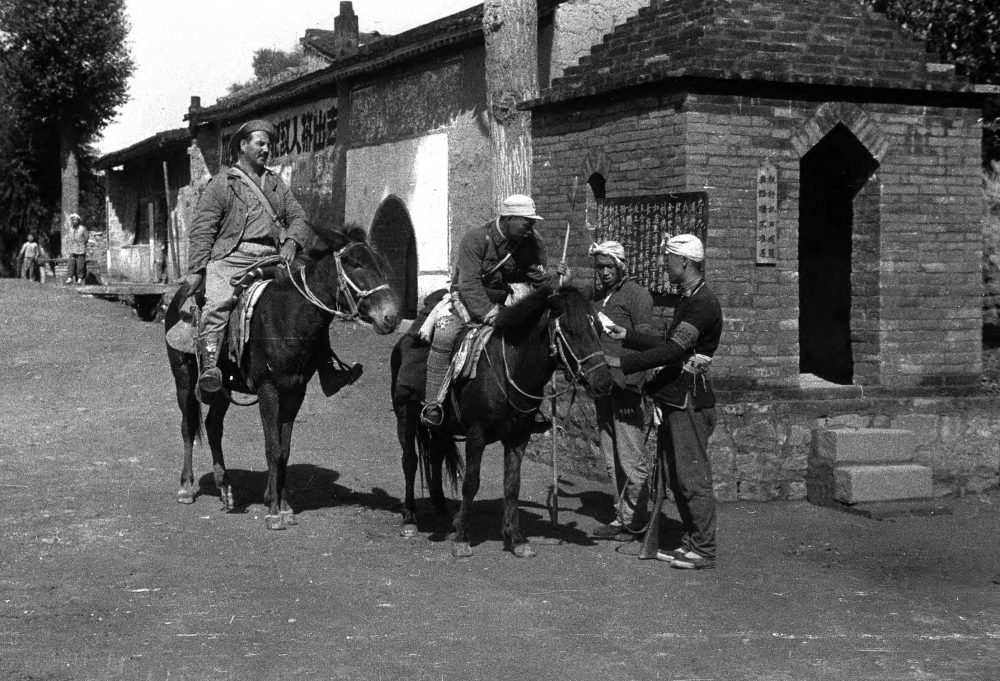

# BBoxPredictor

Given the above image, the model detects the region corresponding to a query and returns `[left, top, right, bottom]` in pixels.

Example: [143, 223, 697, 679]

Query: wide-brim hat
[499, 194, 543, 221]
[228, 119, 279, 160]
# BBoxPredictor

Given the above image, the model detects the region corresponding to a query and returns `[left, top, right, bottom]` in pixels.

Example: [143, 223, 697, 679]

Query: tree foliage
[227, 47, 307, 95]
[865, 0, 1000, 162]
[868, 0, 999, 85]
[253, 47, 307, 81]
[0, 0, 133, 273]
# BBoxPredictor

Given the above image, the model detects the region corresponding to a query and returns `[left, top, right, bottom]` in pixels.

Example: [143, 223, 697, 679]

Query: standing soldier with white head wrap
[582, 240, 655, 541]
[608, 233, 722, 569]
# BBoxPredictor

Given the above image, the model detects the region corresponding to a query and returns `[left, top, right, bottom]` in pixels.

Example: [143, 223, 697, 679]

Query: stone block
[815, 428, 917, 464]
[833, 464, 933, 504]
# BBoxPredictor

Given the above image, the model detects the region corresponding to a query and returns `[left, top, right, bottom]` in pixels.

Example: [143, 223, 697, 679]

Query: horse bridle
[498, 308, 608, 408]
[291, 241, 389, 321]
[549, 314, 608, 385]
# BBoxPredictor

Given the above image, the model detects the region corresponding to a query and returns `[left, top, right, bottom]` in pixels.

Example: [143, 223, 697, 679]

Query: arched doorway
[799, 123, 879, 385]
[370, 195, 418, 319]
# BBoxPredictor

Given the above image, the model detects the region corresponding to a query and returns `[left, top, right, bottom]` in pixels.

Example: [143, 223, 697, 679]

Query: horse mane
[302, 222, 367, 261]
[493, 284, 555, 336]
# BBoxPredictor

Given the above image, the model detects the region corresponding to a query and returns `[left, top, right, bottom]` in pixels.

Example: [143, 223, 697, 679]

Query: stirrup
[197, 366, 223, 395]
[420, 402, 444, 428]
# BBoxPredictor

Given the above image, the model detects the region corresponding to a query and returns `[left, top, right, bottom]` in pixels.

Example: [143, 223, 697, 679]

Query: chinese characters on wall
[756, 162, 778, 265]
[595, 192, 708, 296]
[221, 98, 338, 162]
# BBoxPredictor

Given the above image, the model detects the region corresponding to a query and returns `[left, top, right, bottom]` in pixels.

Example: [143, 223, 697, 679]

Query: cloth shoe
[671, 551, 716, 570]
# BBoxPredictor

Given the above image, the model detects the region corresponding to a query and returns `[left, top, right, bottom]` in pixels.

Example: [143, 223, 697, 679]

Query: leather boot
[318, 360, 363, 397]
[196, 334, 224, 401]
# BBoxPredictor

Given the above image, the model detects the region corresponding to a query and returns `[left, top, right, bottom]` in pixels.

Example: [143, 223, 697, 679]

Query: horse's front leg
[502, 434, 535, 558]
[398, 401, 419, 537]
[205, 400, 233, 511]
[452, 426, 485, 558]
[258, 382, 305, 530]
[174, 366, 200, 504]
[257, 383, 286, 529]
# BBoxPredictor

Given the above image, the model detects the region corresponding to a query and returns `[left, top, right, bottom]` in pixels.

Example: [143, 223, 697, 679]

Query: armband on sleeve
[668, 321, 700, 350]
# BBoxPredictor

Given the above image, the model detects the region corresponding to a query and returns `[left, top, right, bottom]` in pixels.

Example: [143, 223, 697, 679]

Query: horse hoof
[175, 489, 195, 504]
[400, 523, 418, 538]
[280, 510, 298, 526]
[452, 541, 474, 558]
[265, 514, 287, 531]
[512, 543, 536, 558]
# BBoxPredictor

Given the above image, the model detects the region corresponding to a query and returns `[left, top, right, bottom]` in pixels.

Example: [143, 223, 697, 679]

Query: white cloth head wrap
[588, 240, 626, 267]
[664, 234, 704, 262]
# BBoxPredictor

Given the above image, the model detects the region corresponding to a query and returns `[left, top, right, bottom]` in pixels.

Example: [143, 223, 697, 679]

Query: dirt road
[2, 279, 999, 681]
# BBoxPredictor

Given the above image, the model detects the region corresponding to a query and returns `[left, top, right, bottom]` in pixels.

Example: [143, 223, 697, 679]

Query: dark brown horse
[166, 227, 399, 530]
[391, 285, 614, 557]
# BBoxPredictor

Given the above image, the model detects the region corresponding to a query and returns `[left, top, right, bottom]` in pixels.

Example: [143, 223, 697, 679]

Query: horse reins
[491, 309, 608, 413]
[288, 242, 389, 320]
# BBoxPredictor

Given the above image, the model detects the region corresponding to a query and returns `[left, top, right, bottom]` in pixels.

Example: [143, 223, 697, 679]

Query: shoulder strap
[231, 166, 282, 227]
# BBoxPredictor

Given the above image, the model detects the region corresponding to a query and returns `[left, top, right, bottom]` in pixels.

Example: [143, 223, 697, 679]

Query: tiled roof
[531, 0, 991, 107]
[300, 29, 386, 61]
[95, 128, 190, 170]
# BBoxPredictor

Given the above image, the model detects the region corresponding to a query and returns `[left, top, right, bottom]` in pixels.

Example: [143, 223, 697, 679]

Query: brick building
[529, 0, 997, 391]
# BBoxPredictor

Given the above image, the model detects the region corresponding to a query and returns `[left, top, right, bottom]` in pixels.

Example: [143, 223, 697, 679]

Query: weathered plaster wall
[220, 96, 341, 231]
[548, 0, 650, 81]
[345, 50, 493, 299]
[345, 133, 451, 298]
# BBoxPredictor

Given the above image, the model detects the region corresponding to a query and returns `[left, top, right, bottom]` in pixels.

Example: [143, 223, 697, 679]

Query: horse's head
[313, 226, 400, 334]
[547, 285, 614, 399]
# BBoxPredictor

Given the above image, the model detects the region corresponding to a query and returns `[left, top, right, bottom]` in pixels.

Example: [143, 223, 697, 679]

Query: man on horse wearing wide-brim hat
[420, 193, 566, 427]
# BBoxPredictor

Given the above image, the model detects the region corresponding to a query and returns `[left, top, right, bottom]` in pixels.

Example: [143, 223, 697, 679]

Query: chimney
[188, 96, 202, 113]
[334, 1, 359, 57]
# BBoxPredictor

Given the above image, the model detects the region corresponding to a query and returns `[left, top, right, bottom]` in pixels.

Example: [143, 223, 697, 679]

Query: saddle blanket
[229, 279, 270, 367]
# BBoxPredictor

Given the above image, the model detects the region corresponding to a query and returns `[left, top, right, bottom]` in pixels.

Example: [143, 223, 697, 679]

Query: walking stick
[546, 178, 578, 528]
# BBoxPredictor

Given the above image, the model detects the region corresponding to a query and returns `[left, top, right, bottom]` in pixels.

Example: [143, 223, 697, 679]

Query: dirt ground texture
[2, 278, 1000, 681]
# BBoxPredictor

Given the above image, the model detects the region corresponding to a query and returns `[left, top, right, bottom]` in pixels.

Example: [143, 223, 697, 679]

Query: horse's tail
[440, 434, 462, 492]
[417, 426, 462, 493]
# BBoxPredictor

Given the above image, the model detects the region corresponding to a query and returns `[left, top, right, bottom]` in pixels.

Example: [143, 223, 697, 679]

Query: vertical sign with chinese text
[756, 162, 778, 265]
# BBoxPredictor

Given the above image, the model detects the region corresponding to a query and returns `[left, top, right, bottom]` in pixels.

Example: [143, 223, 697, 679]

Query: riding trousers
[595, 388, 651, 526]
[200, 241, 278, 345]
[424, 313, 463, 404]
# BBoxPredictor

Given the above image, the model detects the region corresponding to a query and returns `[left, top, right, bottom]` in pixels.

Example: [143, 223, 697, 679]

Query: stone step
[816, 428, 917, 465]
[834, 464, 933, 504]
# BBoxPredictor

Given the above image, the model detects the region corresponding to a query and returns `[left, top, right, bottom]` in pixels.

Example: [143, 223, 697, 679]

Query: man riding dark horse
[183, 118, 359, 403]
[419, 194, 567, 427]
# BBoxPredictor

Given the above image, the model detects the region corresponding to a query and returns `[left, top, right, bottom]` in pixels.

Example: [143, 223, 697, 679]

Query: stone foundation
[529, 384, 1000, 502]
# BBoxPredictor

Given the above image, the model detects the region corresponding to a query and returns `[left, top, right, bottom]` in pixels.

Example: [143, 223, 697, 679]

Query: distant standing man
[65, 214, 89, 284]
[18, 233, 40, 281]
[184, 119, 316, 402]
[608, 234, 722, 569]
[584, 241, 655, 540]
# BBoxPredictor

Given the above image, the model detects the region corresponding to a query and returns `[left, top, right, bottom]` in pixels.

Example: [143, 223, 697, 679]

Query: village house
[95, 0, 1000, 506]
[95, 128, 191, 283]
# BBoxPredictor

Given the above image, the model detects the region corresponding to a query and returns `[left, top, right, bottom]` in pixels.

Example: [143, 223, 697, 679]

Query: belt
[242, 237, 275, 246]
